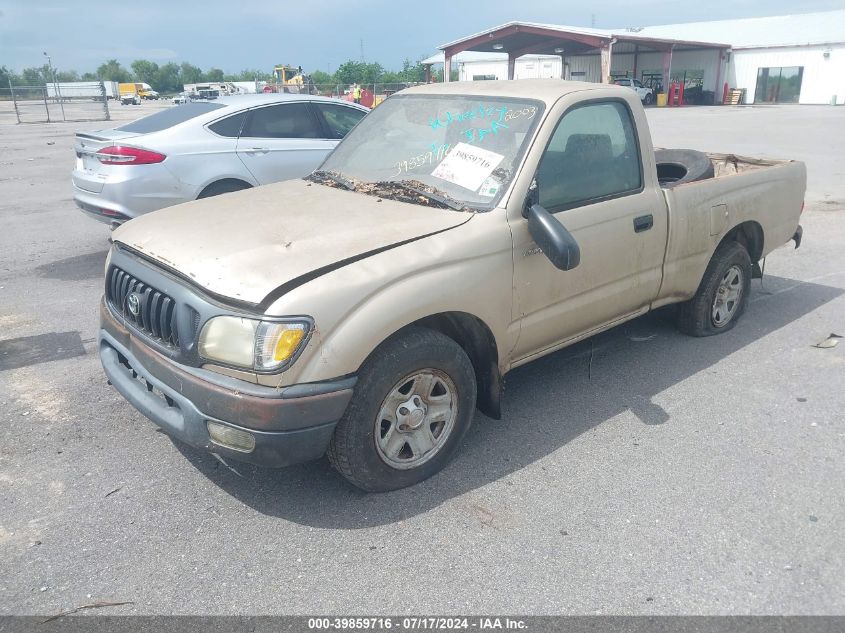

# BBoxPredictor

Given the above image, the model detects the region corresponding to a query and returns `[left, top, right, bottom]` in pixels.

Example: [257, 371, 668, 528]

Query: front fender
[261, 211, 516, 386]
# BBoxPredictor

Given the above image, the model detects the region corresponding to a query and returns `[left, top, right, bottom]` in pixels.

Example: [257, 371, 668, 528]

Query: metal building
[422, 10, 845, 105]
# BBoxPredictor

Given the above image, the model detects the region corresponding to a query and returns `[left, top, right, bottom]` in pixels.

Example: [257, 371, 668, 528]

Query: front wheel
[328, 327, 477, 492]
[677, 241, 752, 336]
[643, 92, 654, 105]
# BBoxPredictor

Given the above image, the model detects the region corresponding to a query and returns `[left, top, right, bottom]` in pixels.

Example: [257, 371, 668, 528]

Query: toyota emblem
[126, 293, 141, 317]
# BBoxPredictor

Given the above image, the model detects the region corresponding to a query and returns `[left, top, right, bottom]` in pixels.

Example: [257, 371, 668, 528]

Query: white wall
[458, 57, 562, 81]
[730, 45, 845, 104]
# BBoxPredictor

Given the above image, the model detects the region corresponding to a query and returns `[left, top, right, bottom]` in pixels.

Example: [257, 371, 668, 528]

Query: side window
[314, 103, 366, 139]
[537, 101, 642, 210]
[633, 79, 644, 88]
[208, 111, 247, 137]
[241, 103, 322, 139]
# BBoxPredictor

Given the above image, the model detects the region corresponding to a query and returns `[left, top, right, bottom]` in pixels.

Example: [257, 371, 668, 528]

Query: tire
[655, 149, 714, 187]
[643, 92, 654, 105]
[328, 327, 477, 492]
[677, 241, 752, 337]
[197, 179, 252, 199]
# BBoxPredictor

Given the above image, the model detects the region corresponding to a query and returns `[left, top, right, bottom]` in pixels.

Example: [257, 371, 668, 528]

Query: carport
[429, 22, 730, 97]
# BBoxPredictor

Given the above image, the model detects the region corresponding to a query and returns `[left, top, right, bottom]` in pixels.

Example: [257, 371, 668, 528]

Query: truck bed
[655, 153, 806, 307]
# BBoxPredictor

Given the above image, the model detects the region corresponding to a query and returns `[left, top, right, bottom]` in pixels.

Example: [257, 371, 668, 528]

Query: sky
[1, 0, 844, 74]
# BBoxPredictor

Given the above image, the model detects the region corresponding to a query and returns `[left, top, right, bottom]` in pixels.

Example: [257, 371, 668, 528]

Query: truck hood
[112, 179, 473, 307]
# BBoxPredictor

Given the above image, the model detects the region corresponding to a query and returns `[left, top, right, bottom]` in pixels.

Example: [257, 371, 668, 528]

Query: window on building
[472, 74, 497, 81]
[537, 101, 642, 210]
[755, 66, 804, 103]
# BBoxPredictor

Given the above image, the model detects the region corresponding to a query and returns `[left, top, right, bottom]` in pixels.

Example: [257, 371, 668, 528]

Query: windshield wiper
[309, 170, 355, 191]
[377, 181, 467, 212]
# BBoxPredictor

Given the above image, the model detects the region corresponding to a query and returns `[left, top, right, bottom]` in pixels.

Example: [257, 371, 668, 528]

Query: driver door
[509, 99, 667, 361]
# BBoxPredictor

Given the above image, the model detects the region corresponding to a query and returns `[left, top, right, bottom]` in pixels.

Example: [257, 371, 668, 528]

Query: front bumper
[99, 300, 355, 467]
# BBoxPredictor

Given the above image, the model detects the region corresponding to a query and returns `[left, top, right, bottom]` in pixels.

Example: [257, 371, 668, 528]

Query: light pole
[43, 51, 65, 120]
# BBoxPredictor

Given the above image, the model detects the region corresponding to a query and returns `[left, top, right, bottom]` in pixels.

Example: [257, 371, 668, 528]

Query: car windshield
[313, 94, 544, 211]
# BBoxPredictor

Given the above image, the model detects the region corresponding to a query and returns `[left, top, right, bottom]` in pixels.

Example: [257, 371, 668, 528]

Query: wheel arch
[196, 177, 253, 199]
[406, 312, 502, 420]
[720, 220, 764, 264]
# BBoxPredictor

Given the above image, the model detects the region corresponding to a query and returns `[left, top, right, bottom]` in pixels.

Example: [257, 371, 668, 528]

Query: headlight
[198, 316, 309, 371]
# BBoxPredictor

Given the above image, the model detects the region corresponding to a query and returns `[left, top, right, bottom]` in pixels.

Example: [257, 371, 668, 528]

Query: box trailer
[45, 81, 117, 100]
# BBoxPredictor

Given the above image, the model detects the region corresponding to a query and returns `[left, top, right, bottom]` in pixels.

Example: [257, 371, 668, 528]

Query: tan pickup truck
[99, 80, 805, 491]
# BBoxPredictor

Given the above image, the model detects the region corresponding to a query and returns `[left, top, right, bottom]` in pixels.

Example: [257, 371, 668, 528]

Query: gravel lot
[0, 99, 843, 616]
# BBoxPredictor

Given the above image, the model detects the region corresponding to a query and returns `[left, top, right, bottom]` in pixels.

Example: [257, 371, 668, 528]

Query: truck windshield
[314, 94, 544, 210]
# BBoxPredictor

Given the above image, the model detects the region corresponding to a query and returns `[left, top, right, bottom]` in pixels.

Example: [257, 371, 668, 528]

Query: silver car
[72, 94, 369, 225]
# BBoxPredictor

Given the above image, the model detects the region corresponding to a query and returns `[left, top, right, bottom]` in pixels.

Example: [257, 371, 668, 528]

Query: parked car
[72, 94, 369, 225]
[172, 93, 189, 105]
[614, 77, 655, 105]
[98, 80, 805, 491]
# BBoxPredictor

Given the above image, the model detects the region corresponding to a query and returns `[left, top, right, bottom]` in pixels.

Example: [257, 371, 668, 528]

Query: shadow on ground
[36, 249, 108, 281]
[174, 274, 842, 528]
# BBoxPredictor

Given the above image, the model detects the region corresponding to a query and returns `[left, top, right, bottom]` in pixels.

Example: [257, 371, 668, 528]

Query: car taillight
[95, 146, 166, 165]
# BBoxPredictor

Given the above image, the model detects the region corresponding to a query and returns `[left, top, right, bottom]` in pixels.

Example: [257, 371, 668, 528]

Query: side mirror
[526, 204, 580, 271]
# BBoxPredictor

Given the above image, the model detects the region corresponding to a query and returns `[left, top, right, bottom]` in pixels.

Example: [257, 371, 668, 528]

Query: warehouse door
[755, 66, 804, 103]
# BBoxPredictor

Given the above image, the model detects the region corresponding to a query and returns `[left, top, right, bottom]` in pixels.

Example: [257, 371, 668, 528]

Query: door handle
[634, 214, 653, 233]
[245, 147, 269, 153]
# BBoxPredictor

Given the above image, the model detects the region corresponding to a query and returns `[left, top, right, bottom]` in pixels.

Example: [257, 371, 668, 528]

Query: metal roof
[629, 10, 845, 49]
[432, 10, 845, 59]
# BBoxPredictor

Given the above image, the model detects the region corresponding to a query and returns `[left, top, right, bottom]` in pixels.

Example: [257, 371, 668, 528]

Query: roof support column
[662, 46, 674, 94]
[559, 54, 567, 79]
[633, 45, 639, 80]
[507, 53, 516, 80]
[444, 53, 452, 83]
[600, 40, 614, 83]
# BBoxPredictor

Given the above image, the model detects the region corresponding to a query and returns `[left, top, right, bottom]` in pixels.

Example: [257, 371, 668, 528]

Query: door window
[537, 101, 642, 210]
[313, 103, 366, 139]
[241, 103, 322, 139]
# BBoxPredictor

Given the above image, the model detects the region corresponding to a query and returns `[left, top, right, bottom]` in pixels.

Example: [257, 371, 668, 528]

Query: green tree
[334, 60, 384, 85]
[309, 69, 334, 86]
[180, 62, 203, 85]
[20, 66, 48, 85]
[206, 67, 224, 82]
[154, 62, 182, 93]
[224, 69, 271, 82]
[56, 69, 80, 82]
[0, 65, 18, 87]
[131, 59, 160, 86]
[96, 59, 132, 83]
[81, 72, 98, 81]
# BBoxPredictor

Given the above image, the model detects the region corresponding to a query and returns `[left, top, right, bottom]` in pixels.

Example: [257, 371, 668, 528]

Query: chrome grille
[107, 266, 179, 347]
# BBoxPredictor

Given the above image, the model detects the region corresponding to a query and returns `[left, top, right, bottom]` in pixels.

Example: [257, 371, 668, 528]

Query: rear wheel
[328, 327, 476, 492]
[643, 92, 654, 105]
[677, 241, 752, 337]
[197, 179, 252, 199]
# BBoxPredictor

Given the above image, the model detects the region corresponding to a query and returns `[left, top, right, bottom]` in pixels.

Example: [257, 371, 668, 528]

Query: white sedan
[72, 94, 369, 225]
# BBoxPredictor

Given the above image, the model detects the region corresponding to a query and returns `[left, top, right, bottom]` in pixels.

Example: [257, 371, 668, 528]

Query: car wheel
[677, 241, 752, 337]
[197, 179, 252, 199]
[655, 149, 715, 187]
[328, 326, 477, 492]
[643, 92, 654, 105]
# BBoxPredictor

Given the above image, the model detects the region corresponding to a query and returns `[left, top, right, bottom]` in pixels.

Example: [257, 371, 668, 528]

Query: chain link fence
[0, 81, 110, 123]
[259, 82, 426, 106]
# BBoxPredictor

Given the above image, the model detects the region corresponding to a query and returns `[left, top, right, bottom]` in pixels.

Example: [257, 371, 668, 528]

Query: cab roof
[402, 79, 616, 105]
